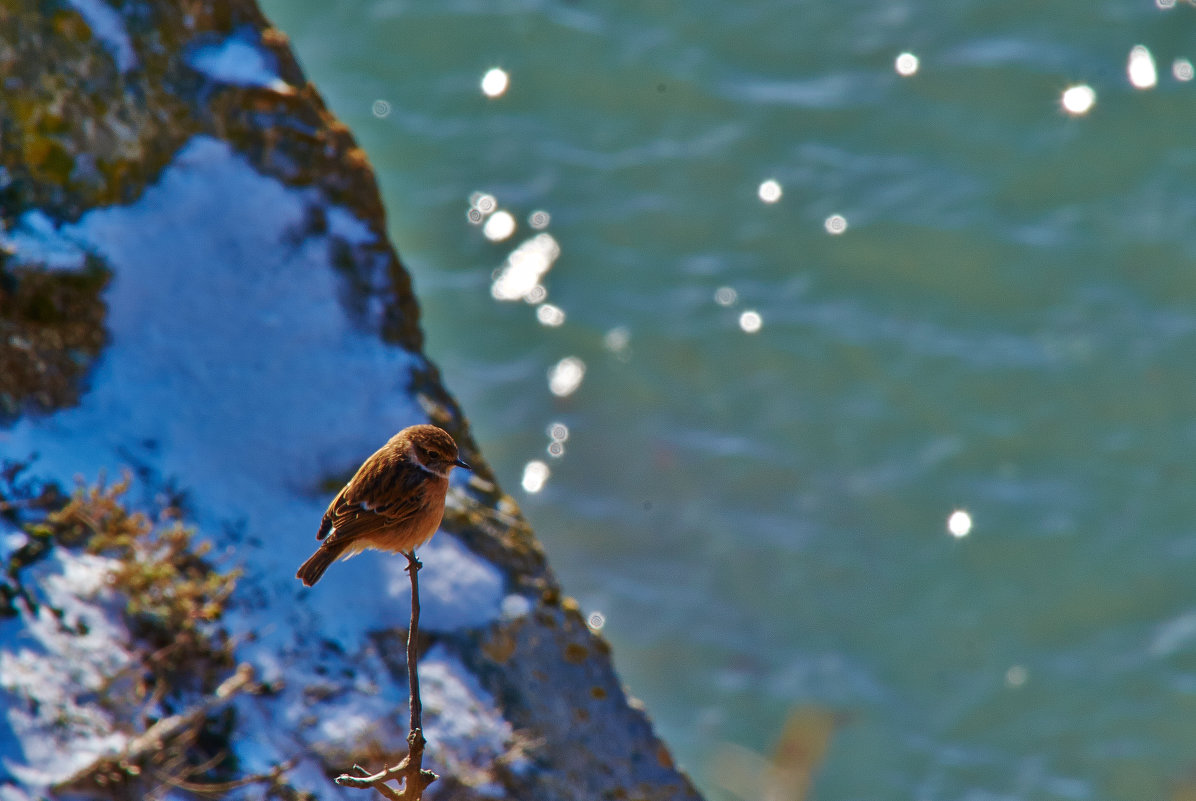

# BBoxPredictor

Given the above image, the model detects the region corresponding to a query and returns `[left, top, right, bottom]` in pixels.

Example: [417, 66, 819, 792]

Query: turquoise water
[258, 2, 1196, 798]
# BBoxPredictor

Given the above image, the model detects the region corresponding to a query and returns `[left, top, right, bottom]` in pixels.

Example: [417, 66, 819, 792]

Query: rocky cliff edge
[0, 3, 702, 799]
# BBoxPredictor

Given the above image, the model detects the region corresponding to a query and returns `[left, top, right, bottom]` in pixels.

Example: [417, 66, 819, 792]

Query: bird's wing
[322, 465, 428, 545]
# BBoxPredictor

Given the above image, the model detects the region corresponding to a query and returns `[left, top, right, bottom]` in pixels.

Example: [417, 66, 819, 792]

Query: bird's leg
[404, 550, 422, 573]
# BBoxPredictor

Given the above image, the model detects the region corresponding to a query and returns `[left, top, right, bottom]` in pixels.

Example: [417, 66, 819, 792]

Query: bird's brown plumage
[296, 425, 468, 586]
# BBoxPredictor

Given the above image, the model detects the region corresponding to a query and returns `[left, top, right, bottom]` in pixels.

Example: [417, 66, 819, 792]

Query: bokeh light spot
[947, 509, 973, 538]
[1173, 58, 1194, 82]
[715, 286, 738, 307]
[536, 303, 565, 327]
[1061, 84, 1096, 115]
[483, 210, 516, 241]
[604, 326, 631, 359]
[824, 214, 848, 235]
[758, 179, 783, 203]
[895, 52, 919, 76]
[738, 310, 762, 333]
[469, 192, 497, 224]
[548, 356, 586, 397]
[481, 67, 509, 97]
[491, 233, 561, 302]
[1128, 45, 1158, 89]
[371, 99, 391, 118]
[521, 460, 549, 493]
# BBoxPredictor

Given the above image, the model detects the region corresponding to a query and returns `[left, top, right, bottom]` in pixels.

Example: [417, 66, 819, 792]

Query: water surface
[257, 2, 1196, 798]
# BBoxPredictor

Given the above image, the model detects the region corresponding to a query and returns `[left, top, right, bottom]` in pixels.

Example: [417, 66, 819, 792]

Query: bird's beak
[454, 457, 471, 470]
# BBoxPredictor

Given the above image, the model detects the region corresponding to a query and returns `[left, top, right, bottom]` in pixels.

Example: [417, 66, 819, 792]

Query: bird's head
[402, 424, 470, 476]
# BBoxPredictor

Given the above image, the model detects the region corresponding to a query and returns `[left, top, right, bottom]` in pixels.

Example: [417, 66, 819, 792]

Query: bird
[296, 424, 470, 587]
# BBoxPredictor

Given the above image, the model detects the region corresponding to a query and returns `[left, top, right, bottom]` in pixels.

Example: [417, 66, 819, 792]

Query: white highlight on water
[757, 179, 783, 203]
[895, 52, 919, 77]
[483, 210, 516, 242]
[471, 192, 498, 215]
[481, 67, 509, 97]
[1061, 84, 1096, 116]
[548, 356, 586, 397]
[536, 303, 566, 327]
[521, 460, 550, 493]
[1127, 45, 1158, 89]
[604, 326, 631, 360]
[491, 233, 561, 301]
[947, 509, 973, 538]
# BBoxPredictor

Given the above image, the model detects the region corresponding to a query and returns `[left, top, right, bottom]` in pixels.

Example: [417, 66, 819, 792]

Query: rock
[0, 2, 702, 800]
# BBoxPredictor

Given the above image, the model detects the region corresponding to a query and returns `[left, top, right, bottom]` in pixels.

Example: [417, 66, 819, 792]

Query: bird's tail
[296, 541, 345, 587]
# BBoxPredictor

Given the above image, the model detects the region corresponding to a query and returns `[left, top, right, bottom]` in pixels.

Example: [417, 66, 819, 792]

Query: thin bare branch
[121, 663, 256, 763]
[334, 551, 438, 799]
[54, 663, 260, 795]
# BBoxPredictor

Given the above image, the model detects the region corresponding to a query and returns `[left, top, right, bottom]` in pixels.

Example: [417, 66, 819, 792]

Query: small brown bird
[296, 424, 470, 587]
